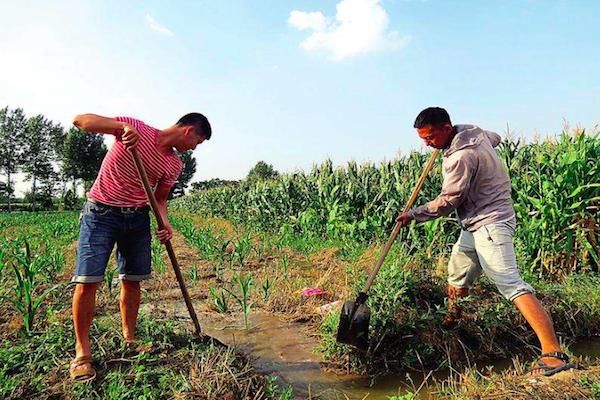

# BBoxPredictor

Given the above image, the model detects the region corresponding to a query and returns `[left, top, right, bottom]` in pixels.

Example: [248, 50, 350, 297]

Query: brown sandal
[69, 355, 96, 383]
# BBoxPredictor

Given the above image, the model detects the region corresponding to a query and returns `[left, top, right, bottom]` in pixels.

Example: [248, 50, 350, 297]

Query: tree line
[0, 106, 196, 212]
[189, 160, 280, 193]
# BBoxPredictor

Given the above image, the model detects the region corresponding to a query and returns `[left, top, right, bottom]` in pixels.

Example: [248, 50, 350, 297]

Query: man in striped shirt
[69, 112, 211, 382]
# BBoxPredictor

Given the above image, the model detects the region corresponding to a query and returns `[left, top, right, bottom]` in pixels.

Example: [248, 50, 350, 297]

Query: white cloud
[288, 0, 410, 61]
[144, 14, 174, 37]
[288, 11, 329, 31]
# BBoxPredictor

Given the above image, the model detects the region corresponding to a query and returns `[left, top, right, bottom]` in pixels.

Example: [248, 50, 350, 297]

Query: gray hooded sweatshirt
[407, 124, 515, 231]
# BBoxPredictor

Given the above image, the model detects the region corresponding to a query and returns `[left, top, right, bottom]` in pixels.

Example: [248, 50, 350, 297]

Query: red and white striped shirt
[88, 117, 183, 207]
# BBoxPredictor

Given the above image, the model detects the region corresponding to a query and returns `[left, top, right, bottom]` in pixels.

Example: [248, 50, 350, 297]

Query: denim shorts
[447, 218, 534, 301]
[72, 201, 152, 283]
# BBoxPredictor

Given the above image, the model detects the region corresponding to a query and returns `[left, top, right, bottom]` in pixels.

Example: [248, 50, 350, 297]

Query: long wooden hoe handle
[362, 149, 440, 293]
[130, 148, 203, 337]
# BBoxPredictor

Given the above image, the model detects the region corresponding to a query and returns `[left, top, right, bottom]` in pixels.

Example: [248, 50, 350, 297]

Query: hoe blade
[336, 293, 370, 351]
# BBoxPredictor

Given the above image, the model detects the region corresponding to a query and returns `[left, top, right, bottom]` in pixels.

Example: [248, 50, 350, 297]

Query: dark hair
[177, 112, 212, 140]
[413, 107, 451, 129]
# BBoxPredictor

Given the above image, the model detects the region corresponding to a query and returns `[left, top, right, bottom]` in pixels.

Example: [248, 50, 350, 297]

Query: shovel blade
[336, 299, 370, 351]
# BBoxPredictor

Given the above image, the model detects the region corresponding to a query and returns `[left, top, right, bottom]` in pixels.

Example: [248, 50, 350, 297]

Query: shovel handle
[130, 148, 203, 337]
[362, 149, 440, 293]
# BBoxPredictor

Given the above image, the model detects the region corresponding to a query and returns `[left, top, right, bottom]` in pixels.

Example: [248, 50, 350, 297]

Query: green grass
[0, 309, 294, 400]
[0, 212, 295, 400]
[319, 262, 600, 374]
[170, 212, 600, 375]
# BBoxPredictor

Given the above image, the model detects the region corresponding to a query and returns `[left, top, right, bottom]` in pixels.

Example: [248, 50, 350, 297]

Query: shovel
[336, 149, 440, 350]
[130, 148, 203, 337]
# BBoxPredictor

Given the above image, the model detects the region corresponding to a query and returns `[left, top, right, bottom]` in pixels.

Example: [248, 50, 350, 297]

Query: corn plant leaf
[569, 183, 600, 198]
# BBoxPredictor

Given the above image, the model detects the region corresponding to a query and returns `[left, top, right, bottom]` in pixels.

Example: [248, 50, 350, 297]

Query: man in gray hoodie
[396, 107, 574, 377]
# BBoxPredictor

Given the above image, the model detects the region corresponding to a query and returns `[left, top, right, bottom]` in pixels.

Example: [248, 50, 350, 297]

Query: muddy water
[573, 336, 600, 360]
[199, 312, 454, 399]
[169, 304, 600, 399]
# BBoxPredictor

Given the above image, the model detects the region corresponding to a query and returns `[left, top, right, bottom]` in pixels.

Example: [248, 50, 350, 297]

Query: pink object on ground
[301, 288, 326, 297]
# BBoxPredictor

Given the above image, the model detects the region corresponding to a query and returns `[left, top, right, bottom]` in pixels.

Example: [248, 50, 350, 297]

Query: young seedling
[261, 275, 275, 302]
[4, 240, 61, 333]
[104, 265, 118, 296]
[188, 264, 199, 283]
[234, 235, 253, 268]
[209, 286, 229, 313]
[280, 254, 289, 278]
[226, 273, 253, 329]
[219, 239, 234, 271]
[151, 239, 166, 274]
[195, 227, 216, 259]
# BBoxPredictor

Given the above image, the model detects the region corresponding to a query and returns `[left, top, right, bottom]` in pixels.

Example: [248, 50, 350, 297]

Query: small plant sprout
[188, 264, 199, 283]
[261, 275, 275, 302]
[4, 240, 61, 333]
[234, 235, 253, 268]
[104, 265, 118, 296]
[151, 239, 166, 274]
[280, 254, 289, 277]
[226, 273, 253, 329]
[209, 286, 229, 313]
[219, 239, 234, 270]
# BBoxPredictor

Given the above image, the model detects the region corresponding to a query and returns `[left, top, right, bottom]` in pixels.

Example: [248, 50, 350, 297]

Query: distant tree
[62, 188, 81, 210]
[61, 127, 107, 194]
[49, 121, 66, 156]
[0, 181, 14, 203]
[0, 107, 27, 212]
[38, 171, 61, 210]
[48, 120, 67, 195]
[190, 178, 239, 192]
[23, 188, 55, 210]
[169, 150, 196, 199]
[245, 161, 279, 186]
[22, 114, 62, 211]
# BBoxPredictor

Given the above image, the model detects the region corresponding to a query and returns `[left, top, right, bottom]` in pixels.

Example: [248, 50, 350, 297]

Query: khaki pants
[447, 218, 534, 301]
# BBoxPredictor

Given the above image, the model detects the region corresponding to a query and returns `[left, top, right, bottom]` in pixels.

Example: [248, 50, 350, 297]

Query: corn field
[0, 212, 78, 333]
[173, 130, 600, 278]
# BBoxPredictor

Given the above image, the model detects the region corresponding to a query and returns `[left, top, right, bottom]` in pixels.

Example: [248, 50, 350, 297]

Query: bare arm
[153, 182, 174, 243]
[73, 114, 127, 136]
[72, 113, 140, 149]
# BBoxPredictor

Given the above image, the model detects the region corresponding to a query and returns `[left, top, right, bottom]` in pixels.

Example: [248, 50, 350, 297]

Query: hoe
[131, 148, 203, 337]
[336, 149, 440, 350]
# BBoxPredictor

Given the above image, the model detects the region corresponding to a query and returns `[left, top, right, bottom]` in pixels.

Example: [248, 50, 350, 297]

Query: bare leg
[120, 280, 141, 343]
[73, 282, 100, 358]
[513, 293, 565, 370]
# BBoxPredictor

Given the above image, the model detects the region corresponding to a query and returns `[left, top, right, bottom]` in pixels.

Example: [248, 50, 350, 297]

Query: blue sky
[1, 0, 598, 193]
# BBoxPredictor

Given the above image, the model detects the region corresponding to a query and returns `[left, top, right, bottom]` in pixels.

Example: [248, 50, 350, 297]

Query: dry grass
[184, 213, 237, 238]
[435, 358, 600, 400]
[170, 214, 356, 324]
[265, 246, 354, 322]
[186, 347, 274, 400]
